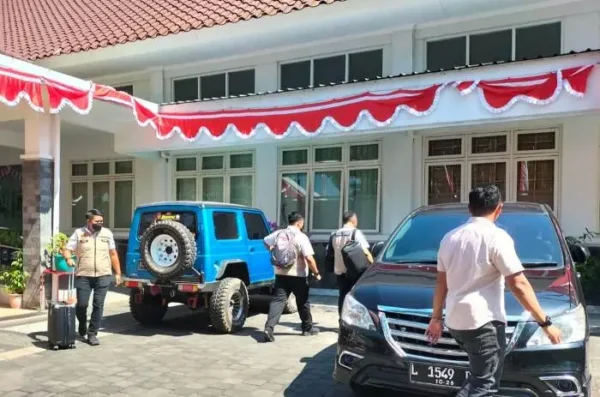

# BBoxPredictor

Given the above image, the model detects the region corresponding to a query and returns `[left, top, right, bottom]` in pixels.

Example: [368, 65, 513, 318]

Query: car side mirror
[371, 241, 385, 258]
[569, 243, 590, 264]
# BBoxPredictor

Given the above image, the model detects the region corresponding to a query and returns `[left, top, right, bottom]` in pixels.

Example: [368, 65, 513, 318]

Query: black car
[333, 202, 592, 397]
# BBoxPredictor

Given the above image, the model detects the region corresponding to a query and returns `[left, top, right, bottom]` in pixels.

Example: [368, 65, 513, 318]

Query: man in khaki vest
[62, 209, 122, 346]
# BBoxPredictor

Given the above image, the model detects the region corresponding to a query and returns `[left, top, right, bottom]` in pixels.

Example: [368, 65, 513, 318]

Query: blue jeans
[75, 275, 111, 336]
[449, 321, 507, 397]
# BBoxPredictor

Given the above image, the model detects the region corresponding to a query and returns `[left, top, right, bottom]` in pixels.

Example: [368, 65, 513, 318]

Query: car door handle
[249, 247, 255, 252]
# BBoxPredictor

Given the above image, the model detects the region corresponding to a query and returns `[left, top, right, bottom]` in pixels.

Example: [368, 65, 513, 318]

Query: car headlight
[341, 294, 376, 331]
[526, 304, 586, 347]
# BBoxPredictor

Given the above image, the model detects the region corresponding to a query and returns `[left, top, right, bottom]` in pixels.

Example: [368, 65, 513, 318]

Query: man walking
[63, 209, 122, 346]
[329, 211, 373, 314]
[263, 211, 321, 342]
[425, 186, 562, 396]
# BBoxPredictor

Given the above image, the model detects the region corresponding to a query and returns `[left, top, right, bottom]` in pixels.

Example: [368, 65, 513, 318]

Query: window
[424, 130, 559, 210]
[174, 152, 254, 206]
[70, 160, 134, 229]
[114, 85, 134, 96]
[279, 49, 383, 90]
[243, 212, 269, 240]
[279, 143, 381, 232]
[213, 212, 239, 240]
[426, 22, 561, 70]
[172, 69, 256, 102]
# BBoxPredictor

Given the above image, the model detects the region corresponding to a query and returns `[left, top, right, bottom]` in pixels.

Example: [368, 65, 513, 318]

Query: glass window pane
[313, 55, 346, 86]
[230, 175, 253, 206]
[348, 169, 379, 230]
[516, 22, 561, 61]
[92, 162, 110, 175]
[517, 132, 556, 151]
[202, 177, 224, 202]
[213, 212, 239, 240]
[200, 73, 226, 100]
[114, 181, 133, 228]
[114, 85, 134, 96]
[428, 164, 461, 205]
[517, 160, 555, 209]
[243, 212, 269, 240]
[176, 158, 197, 172]
[71, 182, 87, 228]
[228, 69, 255, 97]
[173, 77, 199, 102]
[427, 37, 466, 70]
[471, 162, 507, 200]
[202, 156, 224, 170]
[469, 29, 512, 64]
[428, 139, 462, 156]
[230, 153, 253, 169]
[350, 144, 379, 161]
[349, 49, 383, 81]
[471, 136, 507, 154]
[280, 173, 308, 225]
[315, 147, 342, 163]
[115, 161, 133, 174]
[282, 150, 308, 166]
[313, 171, 342, 230]
[92, 181, 110, 228]
[280, 61, 310, 90]
[176, 178, 196, 201]
[71, 163, 87, 177]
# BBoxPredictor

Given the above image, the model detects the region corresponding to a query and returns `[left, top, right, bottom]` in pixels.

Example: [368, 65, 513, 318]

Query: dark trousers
[449, 321, 507, 397]
[75, 275, 111, 336]
[337, 273, 357, 315]
[265, 275, 313, 332]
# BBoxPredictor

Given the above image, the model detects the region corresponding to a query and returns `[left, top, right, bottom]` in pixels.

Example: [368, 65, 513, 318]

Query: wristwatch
[537, 316, 552, 328]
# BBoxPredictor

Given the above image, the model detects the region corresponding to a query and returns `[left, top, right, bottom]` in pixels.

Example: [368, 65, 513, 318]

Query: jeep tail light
[124, 280, 143, 289]
[178, 284, 199, 293]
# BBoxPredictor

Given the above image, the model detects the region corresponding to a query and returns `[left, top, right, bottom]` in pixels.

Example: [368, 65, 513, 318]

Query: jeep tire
[140, 220, 196, 280]
[129, 289, 168, 326]
[283, 292, 298, 314]
[209, 278, 249, 334]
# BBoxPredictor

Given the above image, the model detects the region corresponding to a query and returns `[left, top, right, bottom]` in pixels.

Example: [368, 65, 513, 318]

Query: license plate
[409, 363, 468, 388]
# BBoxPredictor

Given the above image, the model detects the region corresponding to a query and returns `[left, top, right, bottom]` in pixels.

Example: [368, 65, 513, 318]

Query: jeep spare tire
[140, 220, 196, 280]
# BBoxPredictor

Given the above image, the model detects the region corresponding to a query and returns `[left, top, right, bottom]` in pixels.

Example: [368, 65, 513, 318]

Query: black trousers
[265, 275, 313, 332]
[75, 275, 112, 336]
[449, 321, 507, 397]
[337, 273, 357, 315]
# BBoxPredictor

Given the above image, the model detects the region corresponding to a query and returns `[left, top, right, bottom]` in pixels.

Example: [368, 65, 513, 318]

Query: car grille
[381, 310, 517, 365]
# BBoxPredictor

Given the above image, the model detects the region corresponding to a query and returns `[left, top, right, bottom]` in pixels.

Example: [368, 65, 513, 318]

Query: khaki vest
[74, 227, 113, 277]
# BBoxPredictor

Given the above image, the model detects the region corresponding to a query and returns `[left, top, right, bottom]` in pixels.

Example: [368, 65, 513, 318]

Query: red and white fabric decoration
[0, 61, 595, 142]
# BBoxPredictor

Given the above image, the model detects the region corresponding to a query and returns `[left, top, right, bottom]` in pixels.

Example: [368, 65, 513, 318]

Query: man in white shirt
[263, 212, 321, 342]
[425, 185, 562, 397]
[329, 211, 373, 314]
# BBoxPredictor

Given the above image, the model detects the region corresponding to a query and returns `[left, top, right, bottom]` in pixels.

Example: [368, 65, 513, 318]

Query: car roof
[414, 201, 549, 215]
[135, 201, 263, 212]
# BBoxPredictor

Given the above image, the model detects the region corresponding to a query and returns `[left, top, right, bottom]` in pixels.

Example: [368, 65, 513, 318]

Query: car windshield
[381, 211, 564, 266]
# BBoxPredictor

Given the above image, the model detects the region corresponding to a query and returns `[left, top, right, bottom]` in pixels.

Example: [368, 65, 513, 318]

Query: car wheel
[140, 220, 196, 280]
[351, 384, 377, 397]
[129, 289, 168, 326]
[209, 277, 249, 334]
[283, 292, 298, 314]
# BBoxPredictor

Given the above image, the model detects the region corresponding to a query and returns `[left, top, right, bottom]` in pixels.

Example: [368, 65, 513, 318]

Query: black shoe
[87, 334, 100, 346]
[263, 329, 275, 343]
[78, 323, 87, 338]
[302, 327, 320, 336]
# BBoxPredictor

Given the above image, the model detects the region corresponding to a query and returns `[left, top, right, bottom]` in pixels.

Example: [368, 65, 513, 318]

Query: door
[206, 210, 249, 283]
[242, 211, 273, 284]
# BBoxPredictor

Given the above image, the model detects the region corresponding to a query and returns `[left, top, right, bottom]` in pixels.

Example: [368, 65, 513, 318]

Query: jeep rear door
[205, 210, 250, 283]
[242, 211, 274, 283]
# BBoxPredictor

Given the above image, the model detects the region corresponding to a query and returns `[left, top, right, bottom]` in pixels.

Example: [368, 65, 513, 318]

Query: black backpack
[341, 230, 369, 279]
[324, 231, 335, 273]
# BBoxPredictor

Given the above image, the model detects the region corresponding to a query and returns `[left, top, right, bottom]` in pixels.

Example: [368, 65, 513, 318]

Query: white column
[148, 68, 165, 103]
[255, 63, 278, 93]
[255, 145, 278, 221]
[390, 29, 415, 75]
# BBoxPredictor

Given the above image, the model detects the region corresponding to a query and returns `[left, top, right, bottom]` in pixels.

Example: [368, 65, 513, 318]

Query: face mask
[91, 223, 102, 232]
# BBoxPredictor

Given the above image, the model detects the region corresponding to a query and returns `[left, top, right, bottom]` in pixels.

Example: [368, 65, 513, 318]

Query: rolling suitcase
[47, 272, 77, 350]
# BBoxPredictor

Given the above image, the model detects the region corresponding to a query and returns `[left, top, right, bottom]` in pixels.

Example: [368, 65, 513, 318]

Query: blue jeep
[123, 201, 296, 333]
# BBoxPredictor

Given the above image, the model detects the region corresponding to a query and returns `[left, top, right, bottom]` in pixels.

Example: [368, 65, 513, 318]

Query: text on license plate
[409, 363, 470, 387]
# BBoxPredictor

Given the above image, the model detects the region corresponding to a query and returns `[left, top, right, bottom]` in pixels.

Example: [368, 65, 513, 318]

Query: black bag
[341, 230, 369, 279]
[47, 273, 77, 350]
[324, 231, 335, 273]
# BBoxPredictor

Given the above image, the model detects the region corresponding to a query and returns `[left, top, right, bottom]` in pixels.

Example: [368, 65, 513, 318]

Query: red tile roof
[0, 0, 343, 61]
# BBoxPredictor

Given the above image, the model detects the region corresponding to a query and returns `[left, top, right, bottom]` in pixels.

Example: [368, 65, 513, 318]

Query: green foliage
[0, 229, 22, 249]
[45, 232, 69, 256]
[0, 250, 28, 294]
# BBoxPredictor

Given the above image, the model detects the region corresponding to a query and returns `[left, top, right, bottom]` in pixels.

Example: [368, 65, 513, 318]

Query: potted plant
[45, 232, 74, 272]
[0, 250, 28, 308]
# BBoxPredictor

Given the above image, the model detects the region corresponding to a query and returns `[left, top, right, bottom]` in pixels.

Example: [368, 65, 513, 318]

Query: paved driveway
[0, 300, 597, 397]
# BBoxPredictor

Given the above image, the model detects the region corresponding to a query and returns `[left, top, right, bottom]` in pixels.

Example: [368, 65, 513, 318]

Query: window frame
[69, 159, 135, 231]
[512, 156, 559, 211]
[171, 68, 257, 102]
[277, 141, 382, 233]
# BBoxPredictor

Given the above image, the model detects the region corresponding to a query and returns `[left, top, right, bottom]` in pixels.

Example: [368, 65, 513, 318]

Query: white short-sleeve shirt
[264, 226, 314, 277]
[437, 217, 524, 330]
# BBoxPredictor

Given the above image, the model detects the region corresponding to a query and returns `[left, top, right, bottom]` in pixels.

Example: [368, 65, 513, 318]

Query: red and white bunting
[0, 63, 595, 142]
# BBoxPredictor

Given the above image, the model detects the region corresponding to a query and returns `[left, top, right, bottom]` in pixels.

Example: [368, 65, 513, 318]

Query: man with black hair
[425, 185, 562, 397]
[62, 209, 122, 346]
[262, 211, 321, 342]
